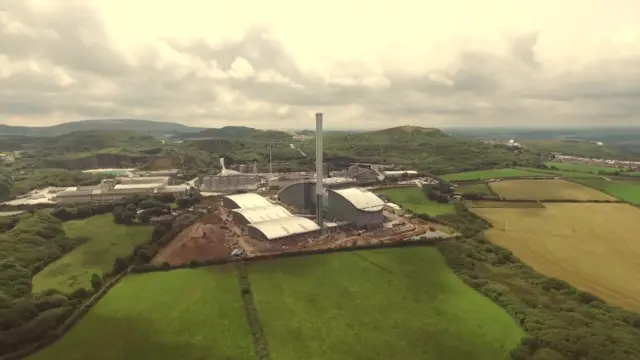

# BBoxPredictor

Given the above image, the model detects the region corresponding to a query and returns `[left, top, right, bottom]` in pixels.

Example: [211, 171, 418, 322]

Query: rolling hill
[0, 119, 203, 137]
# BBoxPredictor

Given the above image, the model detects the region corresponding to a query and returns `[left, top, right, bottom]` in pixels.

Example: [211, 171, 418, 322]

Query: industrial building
[201, 170, 261, 193]
[222, 192, 273, 209]
[382, 170, 419, 178]
[54, 178, 190, 204]
[222, 193, 322, 241]
[327, 188, 385, 229]
[232, 205, 292, 225]
[116, 176, 171, 185]
[247, 217, 321, 242]
[276, 177, 356, 214]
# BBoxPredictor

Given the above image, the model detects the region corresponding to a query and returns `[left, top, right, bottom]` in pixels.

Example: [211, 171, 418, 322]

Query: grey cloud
[1, 1, 640, 128]
[1, 0, 131, 77]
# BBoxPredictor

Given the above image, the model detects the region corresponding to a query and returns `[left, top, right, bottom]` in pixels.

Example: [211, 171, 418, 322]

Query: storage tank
[239, 164, 248, 173]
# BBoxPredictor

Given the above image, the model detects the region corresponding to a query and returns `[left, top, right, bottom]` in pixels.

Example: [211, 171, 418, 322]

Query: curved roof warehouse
[247, 217, 321, 241]
[222, 193, 273, 209]
[232, 205, 293, 225]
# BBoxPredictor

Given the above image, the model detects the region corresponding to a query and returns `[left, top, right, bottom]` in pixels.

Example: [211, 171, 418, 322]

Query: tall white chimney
[315, 112, 324, 231]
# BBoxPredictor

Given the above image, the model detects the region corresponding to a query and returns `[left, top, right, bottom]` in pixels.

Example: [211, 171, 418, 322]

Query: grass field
[474, 203, 640, 313]
[574, 179, 640, 205]
[441, 168, 550, 182]
[545, 162, 619, 174]
[377, 187, 455, 215]
[28, 266, 254, 360]
[545, 162, 640, 177]
[249, 247, 523, 360]
[455, 183, 494, 195]
[489, 179, 616, 201]
[468, 201, 545, 209]
[32, 214, 153, 294]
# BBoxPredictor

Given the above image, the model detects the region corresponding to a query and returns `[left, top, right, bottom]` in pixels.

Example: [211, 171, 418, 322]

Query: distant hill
[174, 126, 292, 140]
[318, 125, 549, 174]
[0, 119, 203, 137]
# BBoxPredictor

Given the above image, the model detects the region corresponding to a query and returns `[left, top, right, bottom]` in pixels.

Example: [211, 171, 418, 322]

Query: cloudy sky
[1, 0, 640, 130]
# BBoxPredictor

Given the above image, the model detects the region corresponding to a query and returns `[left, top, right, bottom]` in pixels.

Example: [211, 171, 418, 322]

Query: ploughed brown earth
[151, 210, 237, 266]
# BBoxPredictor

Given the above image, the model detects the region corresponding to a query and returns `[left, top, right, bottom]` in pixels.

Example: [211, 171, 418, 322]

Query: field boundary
[132, 237, 445, 274]
[0, 267, 132, 360]
[563, 178, 640, 208]
[236, 262, 271, 360]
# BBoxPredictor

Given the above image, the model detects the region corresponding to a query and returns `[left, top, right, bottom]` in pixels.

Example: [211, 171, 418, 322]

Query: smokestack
[315, 112, 324, 231]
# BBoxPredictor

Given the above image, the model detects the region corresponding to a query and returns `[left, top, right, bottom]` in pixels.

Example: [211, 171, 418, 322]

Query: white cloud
[1, 0, 640, 129]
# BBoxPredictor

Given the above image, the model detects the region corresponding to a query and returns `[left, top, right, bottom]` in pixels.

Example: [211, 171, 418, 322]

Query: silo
[239, 164, 248, 173]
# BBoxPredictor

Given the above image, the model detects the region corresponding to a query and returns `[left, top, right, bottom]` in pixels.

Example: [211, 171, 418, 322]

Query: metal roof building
[382, 170, 419, 178]
[327, 188, 385, 229]
[247, 216, 321, 241]
[222, 193, 272, 209]
[232, 205, 293, 225]
[276, 178, 357, 215]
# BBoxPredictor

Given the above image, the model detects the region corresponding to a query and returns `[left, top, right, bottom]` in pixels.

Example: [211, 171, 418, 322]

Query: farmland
[249, 247, 523, 360]
[489, 179, 616, 201]
[32, 214, 153, 294]
[474, 203, 640, 312]
[441, 168, 550, 182]
[377, 187, 455, 215]
[574, 179, 640, 205]
[455, 182, 494, 195]
[27, 266, 254, 360]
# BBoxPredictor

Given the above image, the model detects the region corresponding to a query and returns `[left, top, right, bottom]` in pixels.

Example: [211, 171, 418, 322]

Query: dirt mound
[152, 213, 235, 266]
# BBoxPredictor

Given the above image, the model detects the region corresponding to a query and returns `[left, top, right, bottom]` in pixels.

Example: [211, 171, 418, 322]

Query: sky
[1, 0, 640, 130]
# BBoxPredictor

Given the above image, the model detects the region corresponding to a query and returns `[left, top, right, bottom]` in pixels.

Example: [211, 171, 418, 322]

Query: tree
[176, 197, 191, 209]
[90, 273, 103, 292]
[151, 225, 169, 242]
[121, 210, 135, 225]
[139, 212, 151, 223]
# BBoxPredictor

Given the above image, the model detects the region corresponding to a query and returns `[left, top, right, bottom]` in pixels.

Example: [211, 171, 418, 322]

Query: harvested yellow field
[489, 179, 615, 201]
[474, 203, 640, 312]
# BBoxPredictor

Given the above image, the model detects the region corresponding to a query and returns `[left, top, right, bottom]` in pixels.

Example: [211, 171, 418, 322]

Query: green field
[455, 182, 494, 195]
[249, 247, 523, 360]
[32, 214, 153, 293]
[517, 167, 602, 178]
[545, 162, 619, 174]
[28, 266, 254, 360]
[574, 179, 640, 205]
[441, 168, 549, 182]
[378, 187, 455, 215]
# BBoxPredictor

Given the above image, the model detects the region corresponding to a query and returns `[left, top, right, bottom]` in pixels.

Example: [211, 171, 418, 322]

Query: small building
[131, 169, 180, 177]
[117, 176, 171, 185]
[384, 202, 403, 215]
[247, 216, 321, 241]
[222, 193, 272, 210]
[232, 205, 293, 225]
[327, 188, 385, 229]
[382, 170, 419, 179]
